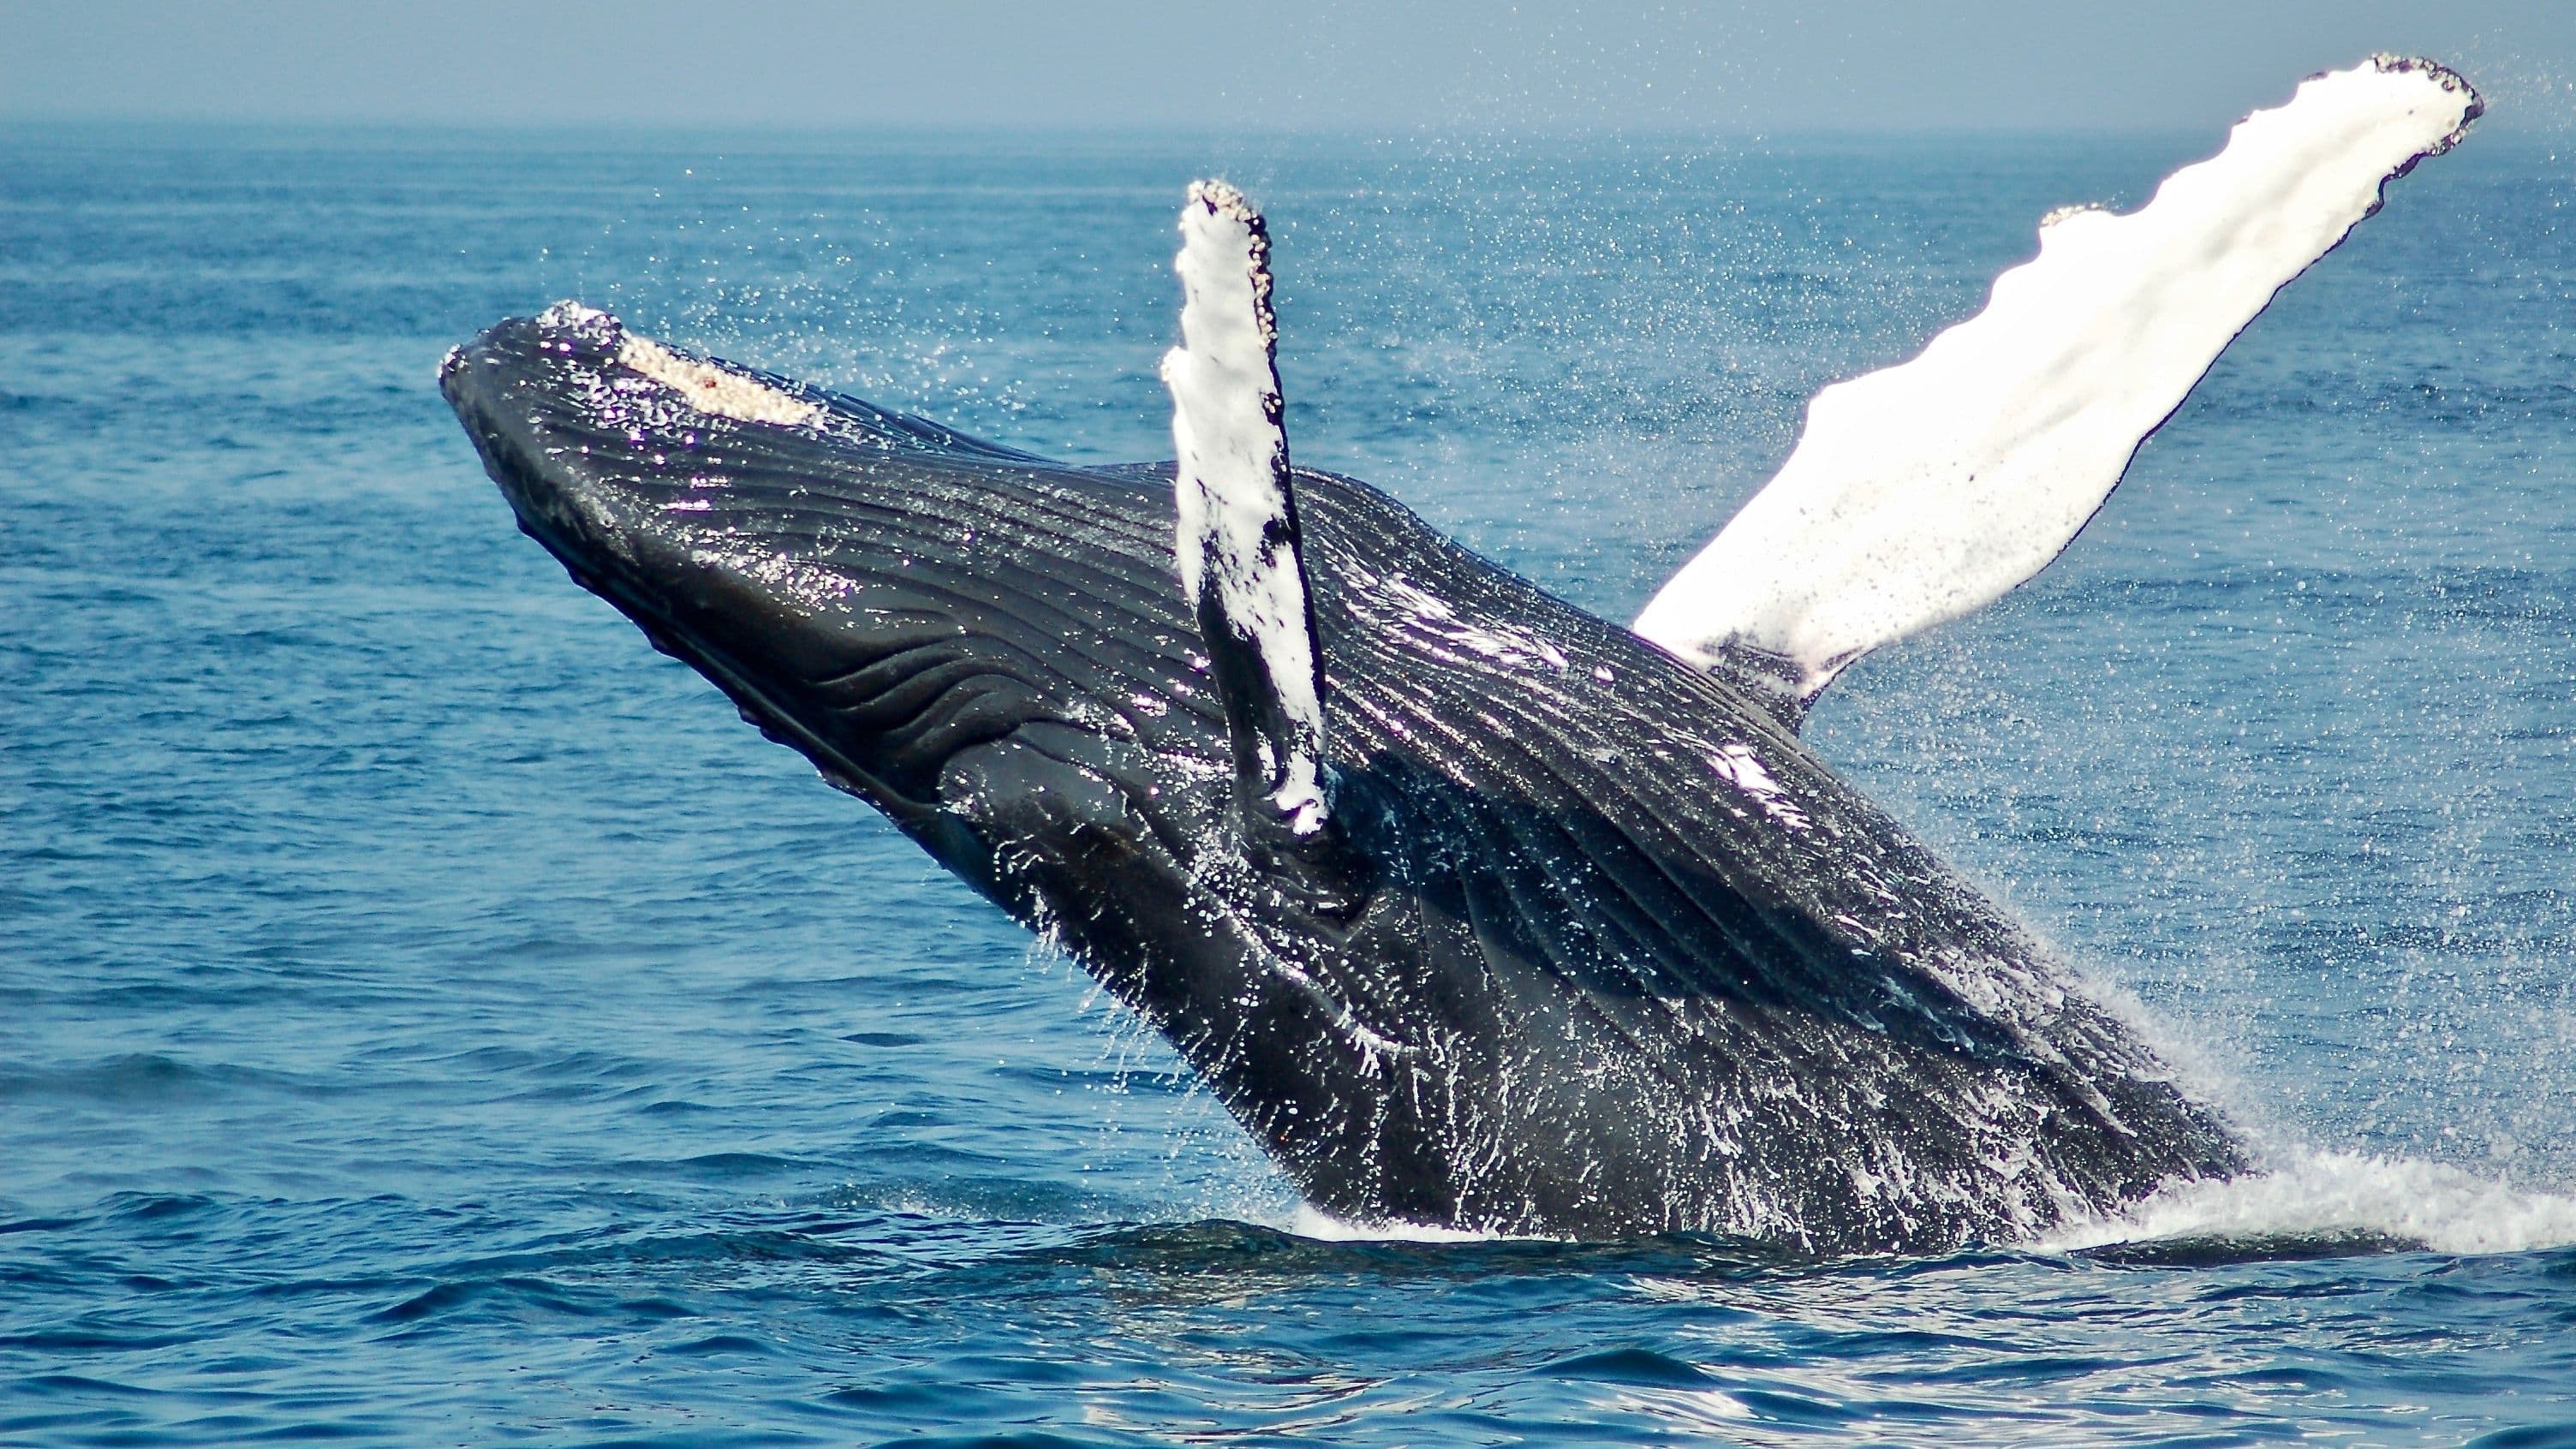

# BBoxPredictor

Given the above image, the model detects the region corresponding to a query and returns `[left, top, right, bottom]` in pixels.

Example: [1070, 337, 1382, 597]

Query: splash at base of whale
[442, 58, 2482, 1254]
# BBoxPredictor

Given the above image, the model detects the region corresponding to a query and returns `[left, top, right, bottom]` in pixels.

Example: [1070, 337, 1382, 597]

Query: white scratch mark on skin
[1380, 575, 1569, 672]
[1708, 743, 1810, 832]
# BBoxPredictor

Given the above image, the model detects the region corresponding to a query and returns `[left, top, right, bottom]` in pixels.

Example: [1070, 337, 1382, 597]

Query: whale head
[438, 302, 1219, 892]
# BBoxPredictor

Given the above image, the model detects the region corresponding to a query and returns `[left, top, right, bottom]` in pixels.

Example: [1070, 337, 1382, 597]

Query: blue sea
[6, 120, 2576, 1444]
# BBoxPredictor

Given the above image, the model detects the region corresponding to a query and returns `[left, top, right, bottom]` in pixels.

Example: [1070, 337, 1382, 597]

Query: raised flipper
[1160, 181, 1333, 835]
[1633, 56, 2481, 727]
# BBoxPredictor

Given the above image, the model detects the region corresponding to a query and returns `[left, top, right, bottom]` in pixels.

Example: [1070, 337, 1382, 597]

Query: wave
[1278, 1149, 2576, 1262]
[1285, 1205, 1514, 1244]
[2036, 1148, 2576, 1258]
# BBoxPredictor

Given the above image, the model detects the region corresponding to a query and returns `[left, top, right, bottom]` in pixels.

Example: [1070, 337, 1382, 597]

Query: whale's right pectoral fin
[1161, 180, 1336, 839]
[1632, 56, 2481, 730]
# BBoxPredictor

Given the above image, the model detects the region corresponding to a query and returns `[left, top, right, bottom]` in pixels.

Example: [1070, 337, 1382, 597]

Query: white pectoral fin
[1160, 180, 1333, 834]
[1633, 56, 2481, 723]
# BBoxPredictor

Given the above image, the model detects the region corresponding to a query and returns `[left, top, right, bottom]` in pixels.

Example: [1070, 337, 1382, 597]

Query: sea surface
[5, 119, 2576, 1444]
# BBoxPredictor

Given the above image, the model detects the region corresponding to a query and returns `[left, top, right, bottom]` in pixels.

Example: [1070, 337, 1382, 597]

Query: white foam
[1286, 1204, 1515, 1243]
[1160, 180, 1331, 834]
[1634, 57, 2480, 709]
[2037, 1148, 2576, 1257]
[534, 298, 614, 334]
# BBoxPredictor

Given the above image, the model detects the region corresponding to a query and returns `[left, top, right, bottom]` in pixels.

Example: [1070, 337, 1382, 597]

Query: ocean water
[5, 120, 2576, 1444]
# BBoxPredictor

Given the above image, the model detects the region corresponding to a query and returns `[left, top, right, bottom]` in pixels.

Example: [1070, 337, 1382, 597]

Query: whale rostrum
[443, 57, 2478, 1252]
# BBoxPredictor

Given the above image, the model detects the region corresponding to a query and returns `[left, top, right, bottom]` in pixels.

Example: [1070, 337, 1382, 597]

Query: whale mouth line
[505, 491, 940, 828]
[499, 461, 916, 794]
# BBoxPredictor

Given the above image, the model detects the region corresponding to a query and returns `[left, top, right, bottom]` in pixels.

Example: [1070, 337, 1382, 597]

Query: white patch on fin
[1160, 181, 1331, 834]
[1633, 56, 2480, 715]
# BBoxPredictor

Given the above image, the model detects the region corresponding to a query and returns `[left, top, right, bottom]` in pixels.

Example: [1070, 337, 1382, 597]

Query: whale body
[444, 304, 2242, 1253]
[442, 57, 2479, 1253]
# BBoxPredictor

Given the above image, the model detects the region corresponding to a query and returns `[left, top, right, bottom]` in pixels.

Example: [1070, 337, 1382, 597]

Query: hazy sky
[5, 1, 2573, 135]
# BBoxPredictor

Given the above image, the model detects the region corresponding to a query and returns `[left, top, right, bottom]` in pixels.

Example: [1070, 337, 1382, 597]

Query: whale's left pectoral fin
[1162, 181, 1334, 838]
[1633, 56, 2482, 730]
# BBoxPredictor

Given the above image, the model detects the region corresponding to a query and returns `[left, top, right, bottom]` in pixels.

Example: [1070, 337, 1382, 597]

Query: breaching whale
[443, 57, 2478, 1253]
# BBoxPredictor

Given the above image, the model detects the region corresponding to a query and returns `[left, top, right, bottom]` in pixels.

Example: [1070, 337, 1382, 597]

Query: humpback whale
[443, 58, 2478, 1253]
